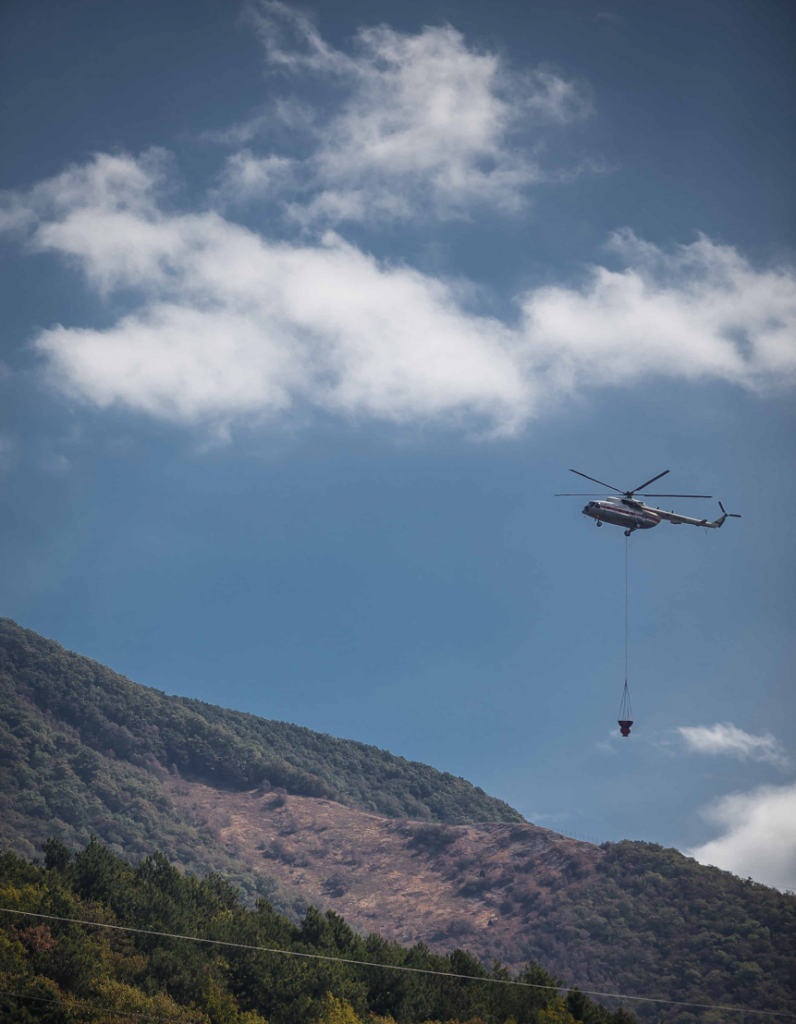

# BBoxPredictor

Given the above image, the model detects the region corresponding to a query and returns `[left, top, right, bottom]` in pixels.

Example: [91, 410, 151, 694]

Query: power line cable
[2, 907, 794, 1018]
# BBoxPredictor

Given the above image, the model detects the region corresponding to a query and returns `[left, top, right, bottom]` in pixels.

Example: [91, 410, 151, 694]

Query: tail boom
[645, 502, 740, 529]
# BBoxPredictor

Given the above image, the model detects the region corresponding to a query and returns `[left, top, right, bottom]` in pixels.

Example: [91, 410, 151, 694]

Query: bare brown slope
[167, 777, 600, 970]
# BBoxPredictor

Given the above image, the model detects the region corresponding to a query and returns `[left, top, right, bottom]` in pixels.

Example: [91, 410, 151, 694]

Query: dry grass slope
[165, 778, 596, 964]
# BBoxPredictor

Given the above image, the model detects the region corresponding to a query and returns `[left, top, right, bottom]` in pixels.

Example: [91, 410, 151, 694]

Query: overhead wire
[2, 907, 794, 1018]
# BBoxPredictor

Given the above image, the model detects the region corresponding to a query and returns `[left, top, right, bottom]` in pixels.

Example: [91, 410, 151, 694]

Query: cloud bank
[688, 782, 796, 890]
[2, 7, 794, 436]
[0, 149, 793, 434]
[682, 725, 796, 887]
[678, 723, 791, 770]
[218, 1, 594, 221]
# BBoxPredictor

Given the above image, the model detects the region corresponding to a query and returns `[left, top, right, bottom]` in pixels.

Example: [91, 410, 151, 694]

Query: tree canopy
[0, 838, 631, 1024]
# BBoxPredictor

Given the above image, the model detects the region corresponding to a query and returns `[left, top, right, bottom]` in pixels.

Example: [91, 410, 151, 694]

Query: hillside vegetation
[0, 618, 519, 900]
[0, 838, 631, 1024]
[524, 840, 795, 1022]
[2, 618, 795, 1024]
[145, 782, 795, 1024]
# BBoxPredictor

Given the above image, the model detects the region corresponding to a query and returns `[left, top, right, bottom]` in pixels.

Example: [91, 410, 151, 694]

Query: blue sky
[1, 0, 794, 888]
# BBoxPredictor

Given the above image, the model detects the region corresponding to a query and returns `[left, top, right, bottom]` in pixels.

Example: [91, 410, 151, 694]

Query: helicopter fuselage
[558, 468, 739, 533]
[582, 498, 660, 531]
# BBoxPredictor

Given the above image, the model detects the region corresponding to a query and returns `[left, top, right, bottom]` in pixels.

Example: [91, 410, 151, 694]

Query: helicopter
[556, 469, 741, 537]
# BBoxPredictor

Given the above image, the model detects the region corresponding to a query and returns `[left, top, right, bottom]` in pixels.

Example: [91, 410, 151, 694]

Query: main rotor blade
[554, 493, 610, 496]
[630, 469, 670, 493]
[569, 469, 623, 492]
[641, 493, 712, 498]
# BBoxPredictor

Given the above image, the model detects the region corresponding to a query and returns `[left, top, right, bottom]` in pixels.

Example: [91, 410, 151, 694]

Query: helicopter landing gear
[596, 520, 602, 527]
[624, 528, 633, 537]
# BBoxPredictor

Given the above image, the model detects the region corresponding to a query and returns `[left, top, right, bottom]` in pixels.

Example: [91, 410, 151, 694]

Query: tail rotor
[714, 502, 741, 528]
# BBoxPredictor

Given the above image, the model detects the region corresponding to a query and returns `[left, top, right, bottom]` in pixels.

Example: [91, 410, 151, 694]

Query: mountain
[1, 618, 795, 1022]
[0, 616, 519, 902]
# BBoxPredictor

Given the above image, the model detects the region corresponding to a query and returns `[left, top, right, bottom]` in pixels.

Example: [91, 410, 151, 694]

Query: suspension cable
[625, 533, 629, 688]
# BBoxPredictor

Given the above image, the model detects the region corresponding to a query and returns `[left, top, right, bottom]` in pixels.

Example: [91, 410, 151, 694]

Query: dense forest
[514, 840, 796, 1022]
[0, 618, 520, 821]
[0, 838, 632, 1024]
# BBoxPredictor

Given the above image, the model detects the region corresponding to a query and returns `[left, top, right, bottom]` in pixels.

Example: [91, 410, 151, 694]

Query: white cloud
[1, 150, 168, 240]
[246, 0, 351, 76]
[284, 188, 414, 228]
[519, 229, 796, 391]
[687, 782, 796, 890]
[37, 305, 302, 423]
[678, 723, 791, 770]
[214, 151, 295, 204]
[238, 2, 593, 221]
[24, 153, 529, 431]
[2, 151, 795, 435]
[31, 149, 169, 218]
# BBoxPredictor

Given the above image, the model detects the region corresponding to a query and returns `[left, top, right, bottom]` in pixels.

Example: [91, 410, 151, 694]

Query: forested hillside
[2, 618, 795, 1024]
[0, 839, 630, 1024]
[0, 617, 520, 901]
